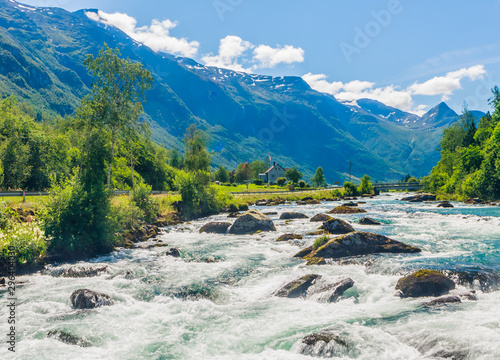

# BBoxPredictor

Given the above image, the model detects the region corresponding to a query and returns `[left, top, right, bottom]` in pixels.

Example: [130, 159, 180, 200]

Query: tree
[343, 181, 358, 196]
[298, 180, 306, 188]
[250, 160, 266, 179]
[311, 167, 326, 187]
[215, 165, 229, 183]
[169, 148, 183, 169]
[357, 175, 373, 195]
[235, 162, 252, 183]
[183, 125, 211, 174]
[285, 166, 303, 184]
[83, 44, 153, 189]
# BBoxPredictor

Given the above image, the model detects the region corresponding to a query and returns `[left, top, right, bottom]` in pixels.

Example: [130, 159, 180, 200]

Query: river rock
[312, 277, 354, 303]
[301, 197, 313, 201]
[70, 289, 114, 309]
[342, 201, 358, 207]
[166, 248, 181, 257]
[47, 330, 92, 347]
[465, 198, 484, 204]
[396, 270, 455, 298]
[310, 214, 333, 222]
[302, 232, 421, 260]
[44, 265, 108, 278]
[273, 274, 322, 298]
[401, 194, 436, 202]
[296, 331, 357, 358]
[263, 212, 278, 215]
[323, 218, 355, 234]
[425, 295, 461, 306]
[328, 206, 367, 214]
[306, 199, 321, 205]
[358, 217, 381, 225]
[227, 212, 240, 218]
[294, 246, 314, 258]
[255, 199, 269, 206]
[437, 201, 454, 208]
[229, 210, 276, 235]
[276, 233, 303, 242]
[444, 269, 500, 292]
[279, 212, 309, 220]
[199, 222, 231, 234]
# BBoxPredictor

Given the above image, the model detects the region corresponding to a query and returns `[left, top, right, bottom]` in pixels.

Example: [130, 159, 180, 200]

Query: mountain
[0, 0, 471, 181]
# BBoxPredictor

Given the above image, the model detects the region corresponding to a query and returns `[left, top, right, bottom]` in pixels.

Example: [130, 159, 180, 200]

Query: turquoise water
[1, 193, 499, 359]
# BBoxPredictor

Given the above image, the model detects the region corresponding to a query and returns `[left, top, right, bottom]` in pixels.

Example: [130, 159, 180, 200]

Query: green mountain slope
[0, 0, 467, 181]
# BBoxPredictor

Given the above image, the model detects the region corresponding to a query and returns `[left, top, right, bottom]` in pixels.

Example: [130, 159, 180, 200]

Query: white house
[259, 163, 286, 184]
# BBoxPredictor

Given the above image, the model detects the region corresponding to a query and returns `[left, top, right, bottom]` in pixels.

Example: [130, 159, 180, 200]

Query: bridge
[372, 182, 423, 195]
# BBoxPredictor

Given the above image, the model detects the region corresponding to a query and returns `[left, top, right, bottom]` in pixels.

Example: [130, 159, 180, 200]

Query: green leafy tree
[311, 166, 326, 187]
[83, 44, 153, 189]
[215, 165, 229, 183]
[170, 148, 183, 169]
[357, 175, 373, 195]
[343, 181, 358, 196]
[285, 166, 303, 184]
[250, 160, 266, 179]
[235, 162, 252, 183]
[276, 177, 287, 186]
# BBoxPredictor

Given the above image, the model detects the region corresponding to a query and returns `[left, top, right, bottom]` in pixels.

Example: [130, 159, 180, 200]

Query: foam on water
[1, 193, 499, 359]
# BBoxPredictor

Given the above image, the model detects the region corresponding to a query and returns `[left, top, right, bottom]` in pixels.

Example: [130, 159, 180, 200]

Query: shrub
[253, 179, 263, 185]
[277, 177, 287, 186]
[0, 222, 47, 267]
[238, 203, 249, 211]
[110, 197, 144, 231]
[232, 183, 237, 187]
[343, 181, 358, 196]
[130, 183, 159, 223]
[228, 203, 239, 212]
[331, 189, 342, 197]
[298, 180, 306, 188]
[357, 175, 373, 195]
[313, 235, 330, 250]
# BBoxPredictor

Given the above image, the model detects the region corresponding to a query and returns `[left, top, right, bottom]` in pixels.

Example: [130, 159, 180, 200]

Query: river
[1, 193, 499, 359]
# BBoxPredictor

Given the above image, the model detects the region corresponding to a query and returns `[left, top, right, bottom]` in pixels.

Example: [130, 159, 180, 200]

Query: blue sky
[21, 0, 500, 115]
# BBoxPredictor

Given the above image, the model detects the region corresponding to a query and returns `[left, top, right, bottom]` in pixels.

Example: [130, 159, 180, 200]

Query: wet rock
[328, 206, 367, 214]
[263, 212, 278, 215]
[297, 331, 357, 358]
[199, 222, 231, 234]
[296, 201, 307, 205]
[301, 197, 313, 201]
[276, 233, 303, 242]
[323, 218, 355, 235]
[0, 277, 5, 285]
[303, 232, 421, 260]
[312, 277, 354, 302]
[166, 248, 181, 257]
[464, 198, 484, 204]
[306, 229, 327, 236]
[227, 212, 241, 218]
[273, 274, 322, 298]
[229, 210, 276, 235]
[306, 199, 321, 205]
[46, 265, 108, 278]
[358, 217, 381, 225]
[425, 295, 461, 306]
[401, 194, 436, 202]
[310, 214, 333, 222]
[47, 330, 92, 347]
[255, 199, 269, 206]
[437, 201, 454, 208]
[342, 201, 358, 207]
[306, 257, 326, 265]
[279, 212, 309, 220]
[444, 269, 500, 292]
[70, 289, 114, 309]
[396, 270, 455, 298]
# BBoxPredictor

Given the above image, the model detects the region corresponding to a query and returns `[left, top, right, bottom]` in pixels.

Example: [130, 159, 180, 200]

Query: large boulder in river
[70, 289, 114, 309]
[295, 331, 358, 358]
[303, 232, 421, 260]
[273, 274, 322, 298]
[358, 217, 381, 225]
[396, 270, 455, 298]
[323, 218, 355, 234]
[45, 265, 108, 278]
[199, 222, 231, 234]
[437, 201, 454, 208]
[229, 210, 276, 235]
[279, 212, 309, 220]
[328, 206, 367, 214]
[310, 214, 333, 222]
[311, 277, 354, 303]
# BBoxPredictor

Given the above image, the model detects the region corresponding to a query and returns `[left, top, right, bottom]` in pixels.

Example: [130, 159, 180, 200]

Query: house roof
[264, 163, 284, 174]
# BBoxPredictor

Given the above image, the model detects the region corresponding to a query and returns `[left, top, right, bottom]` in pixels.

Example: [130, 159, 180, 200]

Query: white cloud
[410, 65, 486, 100]
[85, 10, 199, 57]
[253, 44, 304, 68]
[201, 35, 254, 72]
[302, 65, 487, 115]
